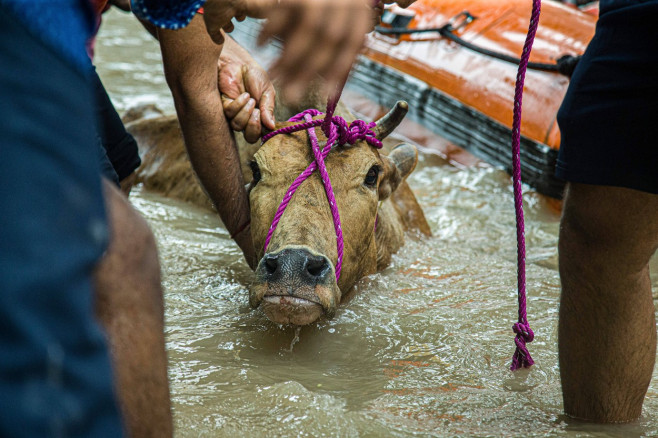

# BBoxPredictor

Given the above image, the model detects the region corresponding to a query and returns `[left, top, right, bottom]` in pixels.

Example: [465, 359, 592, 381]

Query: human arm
[157, 15, 256, 269]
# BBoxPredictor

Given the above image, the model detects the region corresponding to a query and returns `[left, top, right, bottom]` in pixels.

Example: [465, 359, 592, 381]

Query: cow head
[248, 102, 417, 325]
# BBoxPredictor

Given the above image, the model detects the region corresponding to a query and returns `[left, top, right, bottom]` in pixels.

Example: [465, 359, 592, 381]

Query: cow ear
[378, 143, 418, 200]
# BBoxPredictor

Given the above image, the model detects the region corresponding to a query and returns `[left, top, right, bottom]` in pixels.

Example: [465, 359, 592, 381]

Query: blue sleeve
[131, 0, 207, 29]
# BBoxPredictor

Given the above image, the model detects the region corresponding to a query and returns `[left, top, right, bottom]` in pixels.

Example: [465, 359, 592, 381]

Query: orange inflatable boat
[232, 0, 597, 198]
[350, 0, 597, 198]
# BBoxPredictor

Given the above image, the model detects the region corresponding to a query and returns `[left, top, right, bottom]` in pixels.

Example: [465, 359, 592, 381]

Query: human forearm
[159, 17, 256, 268]
[178, 96, 249, 227]
[171, 87, 256, 268]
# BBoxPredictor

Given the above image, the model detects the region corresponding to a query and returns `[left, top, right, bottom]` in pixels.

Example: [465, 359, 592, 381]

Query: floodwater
[95, 9, 658, 438]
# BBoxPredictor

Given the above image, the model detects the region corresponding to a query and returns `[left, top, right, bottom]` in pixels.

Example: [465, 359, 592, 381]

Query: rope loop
[511, 321, 536, 369]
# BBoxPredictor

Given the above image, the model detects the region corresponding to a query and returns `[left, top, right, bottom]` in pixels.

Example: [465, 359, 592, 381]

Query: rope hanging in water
[509, 0, 542, 371]
[260, 83, 382, 281]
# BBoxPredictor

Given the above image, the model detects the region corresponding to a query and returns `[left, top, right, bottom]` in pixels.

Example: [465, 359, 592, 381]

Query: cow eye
[250, 160, 261, 184]
[364, 165, 379, 187]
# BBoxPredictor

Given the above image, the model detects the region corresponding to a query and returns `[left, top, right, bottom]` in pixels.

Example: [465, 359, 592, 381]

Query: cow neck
[260, 102, 382, 281]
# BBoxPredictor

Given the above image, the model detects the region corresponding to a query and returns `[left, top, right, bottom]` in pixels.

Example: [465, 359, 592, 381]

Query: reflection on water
[96, 9, 658, 438]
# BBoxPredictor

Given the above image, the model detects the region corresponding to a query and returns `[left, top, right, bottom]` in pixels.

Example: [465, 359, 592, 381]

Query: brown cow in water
[126, 97, 431, 325]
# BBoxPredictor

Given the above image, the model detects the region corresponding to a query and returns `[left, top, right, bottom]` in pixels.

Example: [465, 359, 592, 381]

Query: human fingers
[202, 1, 232, 45]
[235, 0, 274, 19]
[223, 20, 235, 35]
[222, 92, 251, 120]
[278, 2, 346, 101]
[203, 0, 278, 45]
[265, 1, 325, 87]
[317, 3, 370, 98]
[270, 0, 371, 102]
[243, 66, 276, 129]
[256, 4, 295, 46]
[258, 89, 276, 130]
[229, 97, 257, 131]
[265, 1, 344, 101]
[243, 109, 262, 143]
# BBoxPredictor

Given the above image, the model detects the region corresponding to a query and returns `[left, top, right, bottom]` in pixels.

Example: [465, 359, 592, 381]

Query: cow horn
[373, 101, 409, 140]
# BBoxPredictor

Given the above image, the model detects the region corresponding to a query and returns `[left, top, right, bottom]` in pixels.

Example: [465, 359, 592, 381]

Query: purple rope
[510, 0, 541, 371]
[261, 106, 382, 280]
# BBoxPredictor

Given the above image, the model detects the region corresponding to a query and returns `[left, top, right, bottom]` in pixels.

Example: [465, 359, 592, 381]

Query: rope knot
[343, 119, 381, 147]
[512, 322, 534, 343]
[510, 321, 535, 370]
[325, 116, 381, 149]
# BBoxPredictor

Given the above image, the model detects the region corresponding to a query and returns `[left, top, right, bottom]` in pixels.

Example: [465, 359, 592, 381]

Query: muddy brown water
[95, 9, 658, 437]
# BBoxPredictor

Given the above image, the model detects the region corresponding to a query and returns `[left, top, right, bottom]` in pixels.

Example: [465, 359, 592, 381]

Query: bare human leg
[559, 183, 658, 422]
[94, 180, 173, 437]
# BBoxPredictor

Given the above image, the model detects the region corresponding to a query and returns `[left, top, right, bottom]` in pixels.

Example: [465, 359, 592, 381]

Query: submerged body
[127, 98, 430, 325]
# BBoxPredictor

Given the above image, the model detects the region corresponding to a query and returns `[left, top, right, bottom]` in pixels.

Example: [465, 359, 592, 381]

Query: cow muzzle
[249, 247, 340, 325]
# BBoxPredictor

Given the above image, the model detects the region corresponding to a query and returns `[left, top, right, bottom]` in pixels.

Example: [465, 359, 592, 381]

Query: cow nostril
[264, 254, 278, 275]
[306, 257, 329, 278]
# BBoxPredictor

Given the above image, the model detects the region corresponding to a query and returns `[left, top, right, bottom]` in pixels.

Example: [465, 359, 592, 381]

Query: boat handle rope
[375, 8, 579, 77]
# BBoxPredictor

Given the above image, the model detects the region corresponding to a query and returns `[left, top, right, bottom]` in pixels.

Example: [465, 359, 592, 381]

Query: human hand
[218, 46, 276, 143]
[202, 0, 375, 103]
[257, 0, 375, 102]
[201, 0, 260, 45]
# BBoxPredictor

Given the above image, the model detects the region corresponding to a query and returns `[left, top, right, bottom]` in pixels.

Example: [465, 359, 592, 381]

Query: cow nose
[261, 248, 332, 285]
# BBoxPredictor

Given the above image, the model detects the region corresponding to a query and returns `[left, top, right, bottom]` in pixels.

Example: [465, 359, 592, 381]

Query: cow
[126, 95, 431, 326]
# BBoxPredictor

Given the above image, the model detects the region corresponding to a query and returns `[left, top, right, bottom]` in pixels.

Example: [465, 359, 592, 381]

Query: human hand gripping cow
[146, 0, 417, 269]
[218, 34, 276, 143]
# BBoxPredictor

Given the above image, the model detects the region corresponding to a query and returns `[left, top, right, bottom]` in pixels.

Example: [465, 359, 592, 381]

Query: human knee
[559, 184, 658, 273]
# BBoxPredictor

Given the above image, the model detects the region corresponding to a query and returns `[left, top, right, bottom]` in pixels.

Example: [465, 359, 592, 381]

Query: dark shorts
[92, 68, 141, 186]
[556, 0, 658, 194]
[0, 7, 122, 436]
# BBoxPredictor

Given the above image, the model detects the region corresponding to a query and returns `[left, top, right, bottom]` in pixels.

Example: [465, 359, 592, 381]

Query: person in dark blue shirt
[556, 0, 658, 423]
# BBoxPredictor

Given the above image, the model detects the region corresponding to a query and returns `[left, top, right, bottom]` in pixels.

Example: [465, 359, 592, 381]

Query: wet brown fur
[126, 95, 431, 311]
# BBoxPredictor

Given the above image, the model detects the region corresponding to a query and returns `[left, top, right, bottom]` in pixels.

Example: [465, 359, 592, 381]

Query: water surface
[96, 9, 658, 437]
